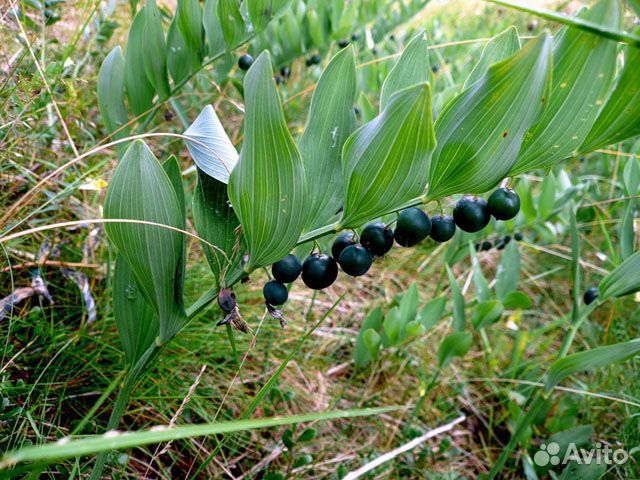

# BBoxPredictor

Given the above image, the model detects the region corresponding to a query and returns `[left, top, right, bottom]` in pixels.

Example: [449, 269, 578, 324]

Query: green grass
[2, 0, 640, 478]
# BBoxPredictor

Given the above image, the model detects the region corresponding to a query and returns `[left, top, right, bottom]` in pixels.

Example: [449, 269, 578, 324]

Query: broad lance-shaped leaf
[203, 0, 225, 56]
[113, 255, 159, 366]
[379, 32, 429, 111]
[98, 46, 129, 139]
[125, 7, 155, 117]
[428, 32, 552, 199]
[163, 156, 186, 309]
[248, 0, 293, 32]
[104, 140, 186, 341]
[599, 251, 640, 299]
[143, 0, 170, 100]
[177, 0, 204, 62]
[228, 51, 306, 271]
[193, 168, 241, 287]
[299, 47, 356, 231]
[438, 331, 472, 368]
[339, 83, 435, 228]
[167, 14, 200, 85]
[511, 0, 620, 174]
[217, 0, 246, 49]
[463, 26, 521, 89]
[184, 105, 238, 184]
[545, 339, 640, 390]
[580, 38, 640, 152]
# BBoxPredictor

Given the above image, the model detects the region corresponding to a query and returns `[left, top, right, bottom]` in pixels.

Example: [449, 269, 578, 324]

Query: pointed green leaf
[177, 0, 204, 62]
[217, 0, 246, 49]
[581, 41, 640, 152]
[469, 242, 490, 302]
[502, 291, 532, 309]
[471, 300, 504, 329]
[398, 282, 419, 328]
[228, 52, 306, 271]
[545, 339, 640, 390]
[379, 32, 430, 111]
[464, 26, 521, 89]
[340, 83, 435, 228]
[203, 0, 226, 56]
[193, 169, 241, 286]
[104, 140, 186, 341]
[382, 307, 402, 345]
[248, 0, 292, 31]
[428, 32, 552, 199]
[362, 329, 382, 360]
[167, 14, 199, 85]
[495, 241, 520, 300]
[113, 255, 159, 366]
[512, 0, 621, 174]
[355, 306, 383, 368]
[446, 264, 466, 331]
[143, 0, 170, 100]
[357, 91, 376, 123]
[620, 202, 635, 260]
[184, 105, 238, 184]
[623, 156, 640, 196]
[299, 47, 356, 231]
[98, 46, 129, 139]
[125, 7, 155, 117]
[438, 331, 473, 369]
[599, 251, 640, 299]
[417, 296, 446, 330]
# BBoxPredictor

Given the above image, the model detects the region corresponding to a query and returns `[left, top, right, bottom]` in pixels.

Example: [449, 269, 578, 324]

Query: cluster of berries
[262, 187, 521, 308]
[475, 232, 524, 252]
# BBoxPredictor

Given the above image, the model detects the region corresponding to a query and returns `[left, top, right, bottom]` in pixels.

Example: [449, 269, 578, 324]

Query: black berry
[394, 208, 431, 247]
[272, 254, 302, 283]
[360, 222, 394, 256]
[218, 288, 236, 313]
[306, 54, 321, 66]
[338, 39, 349, 48]
[430, 214, 456, 242]
[453, 196, 491, 233]
[301, 253, 338, 290]
[332, 232, 356, 260]
[583, 287, 599, 305]
[514, 232, 523, 241]
[503, 235, 512, 244]
[238, 54, 254, 71]
[263, 281, 288, 306]
[481, 240, 492, 251]
[280, 65, 290, 78]
[338, 244, 372, 277]
[488, 188, 521, 221]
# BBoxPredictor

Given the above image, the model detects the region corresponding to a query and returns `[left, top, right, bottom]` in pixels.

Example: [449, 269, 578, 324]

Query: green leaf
[537, 172, 557, 219]
[405, 321, 425, 337]
[438, 331, 473, 369]
[398, 282, 419, 328]
[629, 0, 640, 16]
[357, 91, 376, 123]
[512, 0, 621, 174]
[98, 46, 129, 139]
[464, 26, 521, 89]
[599, 251, 640, 299]
[623, 156, 640, 196]
[228, 52, 306, 271]
[217, 0, 246, 49]
[163, 156, 186, 305]
[143, 0, 170, 100]
[502, 291, 532, 309]
[417, 296, 446, 329]
[383, 307, 402, 346]
[545, 338, 640, 390]
[167, 14, 199, 85]
[485, 0, 639, 46]
[446, 264, 466, 331]
[203, 0, 226, 56]
[469, 242, 490, 302]
[362, 328, 382, 359]
[428, 32, 552, 199]
[620, 202, 635, 260]
[495, 241, 520, 300]
[248, 0, 292, 31]
[471, 300, 504, 329]
[380, 32, 430, 111]
[0, 407, 398, 468]
[581, 42, 640, 152]
[339, 82, 435, 228]
[104, 140, 186, 341]
[184, 105, 238, 184]
[125, 7, 155, 117]
[177, 0, 204, 62]
[299, 47, 356, 231]
[113, 255, 159, 366]
[296, 427, 317, 442]
[193, 169, 241, 286]
[355, 306, 383, 368]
